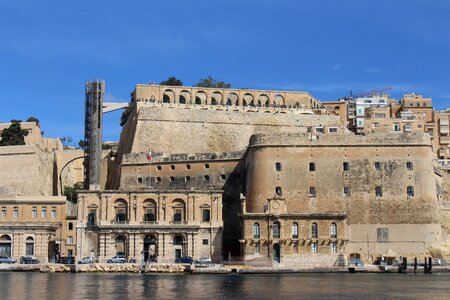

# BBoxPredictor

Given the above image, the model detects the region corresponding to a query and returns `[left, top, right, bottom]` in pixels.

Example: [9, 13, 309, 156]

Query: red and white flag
[147, 149, 152, 161]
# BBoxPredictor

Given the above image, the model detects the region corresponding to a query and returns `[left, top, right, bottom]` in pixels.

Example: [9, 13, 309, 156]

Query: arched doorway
[173, 235, 184, 261]
[0, 235, 12, 257]
[115, 235, 127, 257]
[273, 244, 280, 263]
[143, 235, 157, 262]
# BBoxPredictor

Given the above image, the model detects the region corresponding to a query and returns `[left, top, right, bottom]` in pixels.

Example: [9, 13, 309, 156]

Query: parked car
[78, 256, 95, 264]
[107, 255, 126, 263]
[175, 256, 193, 263]
[0, 256, 16, 264]
[20, 256, 39, 264]
[195, 257, 212, 264]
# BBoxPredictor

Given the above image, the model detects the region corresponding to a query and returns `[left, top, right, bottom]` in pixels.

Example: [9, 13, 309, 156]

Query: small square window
[344, 187, 350, 197]
[204, 175, 210, 181]
[202, 239, 208, 245]
[185, 176, 191, 181]
[406, 162, 413, 170]
[186, 164, 191, 170]
[275, 162, 282, 171]
[329, 127, 338, 133]
[374, 162, 381, 170]
[220, 174, 226, 180]
[170, 165, 175, 170]
[275, 187, 282, 196]
[343, 162, 349, 171]
[309, 187, 316, 197]
[137, 177, 143, 184]
[156, 177, 162, 182]
[375, 186, 383, 197]
[309, 162, 316, 171]
[169, 176, 175, 182]
[157, 166, 162, 171]
[315, 127, 324, 133]
[204, 164, 210, 169]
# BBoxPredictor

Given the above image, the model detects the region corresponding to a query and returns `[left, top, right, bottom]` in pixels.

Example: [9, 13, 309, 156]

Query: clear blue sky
[1, 0, 449, 143]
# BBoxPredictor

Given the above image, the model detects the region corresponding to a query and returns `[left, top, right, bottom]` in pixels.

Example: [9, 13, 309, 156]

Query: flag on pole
[147, 149, 152, 161]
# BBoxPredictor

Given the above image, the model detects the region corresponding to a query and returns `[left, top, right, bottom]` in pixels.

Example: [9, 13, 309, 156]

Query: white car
[78, 256, 95, 264]
[107, 255, 126, 263]
[195, 256, 212, 264]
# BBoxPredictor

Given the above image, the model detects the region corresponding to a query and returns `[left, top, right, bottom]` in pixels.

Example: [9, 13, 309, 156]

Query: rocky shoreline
[1, 263, 449, 274]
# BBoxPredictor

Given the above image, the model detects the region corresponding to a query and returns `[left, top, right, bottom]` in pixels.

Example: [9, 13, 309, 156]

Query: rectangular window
[312, 242, 318, 253]
[202, 209, 210, 222]
[375, 186, 383, 197]
[407, 186, 415, 197]
[344, 186, 350, 196]
[275, 162, 282, 171]
[255, 243, 260, 254]
[377, 228, 389, 242]
[393, 123, 400, 131]
[202, 239, 208, 245]
[406, 162, 413, 170]
[374, 162, 381, 170]
[68, 222, 73, 230]
[309, 162, 316, 171]
[67, 236, 73, 245]
[26, 242, 34, 256]
[13, 207, 18, 219]
[173, 209, 183, 222]
[32, 207, 37, 218]
[41, 207, 47, 218]
[275, 187, 282, 196]
[315, 127, 324, 133]
[1, 207, 6, 219]
[331, 242, 337, 253]
[309, 187, 316, 197]
[51, 207, 57, 219]
[329, 127, 338, 133]
[343, 162, 349, 171]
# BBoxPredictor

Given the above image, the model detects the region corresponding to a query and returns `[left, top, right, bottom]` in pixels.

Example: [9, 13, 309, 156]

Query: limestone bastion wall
[127, 104, 346, 155]
[0, 145, 55, 197]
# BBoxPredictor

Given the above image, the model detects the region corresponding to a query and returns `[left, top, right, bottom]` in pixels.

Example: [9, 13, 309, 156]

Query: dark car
[20, 256, 39, 264]
[175, 256, 193, 263]
[56, 256, 75, 264]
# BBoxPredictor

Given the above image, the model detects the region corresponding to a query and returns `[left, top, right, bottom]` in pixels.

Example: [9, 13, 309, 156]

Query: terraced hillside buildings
[76, 83, 449, 266]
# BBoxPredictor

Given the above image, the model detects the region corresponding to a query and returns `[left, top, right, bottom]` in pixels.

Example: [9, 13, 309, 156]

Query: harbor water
[1, 272, 450, 299]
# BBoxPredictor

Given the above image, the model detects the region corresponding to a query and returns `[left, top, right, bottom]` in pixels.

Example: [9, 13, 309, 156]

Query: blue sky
[1, 0, 449, 143]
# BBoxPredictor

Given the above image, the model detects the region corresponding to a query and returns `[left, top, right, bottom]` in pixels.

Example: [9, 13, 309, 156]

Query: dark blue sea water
[0, 272, 449, 299]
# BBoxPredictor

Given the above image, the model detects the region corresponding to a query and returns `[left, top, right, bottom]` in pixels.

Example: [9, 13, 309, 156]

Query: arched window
[292, 223, 299, 239]
[226, 99, 232, 106]
[173, 235, 183, 245]
[114, 199, 128, 222]
[172, 199, 186, 223]
[311, 223, 318, 239]
[195, 97, 201, 105]
[330, 223, 337, 239]
[0, 235, 12, 257]
[143, 199, 157, 222]
[273, 222, 280, 239]
[179, 95, 186, 104]
[163, 94, 170, 103]
[26, 237, 34, 255]
[275, 186, 282, 196]
[253, 223, 260, 239]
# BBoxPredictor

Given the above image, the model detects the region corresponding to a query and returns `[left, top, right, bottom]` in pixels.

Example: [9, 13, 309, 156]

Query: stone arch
[242, 100, 248, 107]
[143, 198, 157, 222]
[114, 198, 128, 222]
[143, 235, 158, 262]
[172, 234, 185, 261]
[114, 235, 127, 256]
[195, 91, 207, 105]
[0, 234, 12, 257]
[163, 89, 175, 104]
[211, 91, 222, 105]
[273, 94, 284, 107]
[227, 92, 239, 106]
[26, 236, 35, 256]
[243, 93, 254, 107]
[179, 90, 191, 104]
[259, 94, 269, 106]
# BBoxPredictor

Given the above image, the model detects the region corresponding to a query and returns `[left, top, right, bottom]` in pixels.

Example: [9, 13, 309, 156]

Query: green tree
[64, 182, 84, 204]
[60, 136, 73, 147]
[160, 76, 183, 86]
[120, 108, 131, 127]
[0, 120, 29, 146]
[193, 76, 231, 88]
[78, 140, 87, 149]
[26, 117, 40, 126]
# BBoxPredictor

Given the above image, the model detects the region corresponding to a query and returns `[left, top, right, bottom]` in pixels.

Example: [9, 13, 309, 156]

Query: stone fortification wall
[128, 105, 345, 155]
[0, 145, 55, 197]
[245, 132, 438, 225]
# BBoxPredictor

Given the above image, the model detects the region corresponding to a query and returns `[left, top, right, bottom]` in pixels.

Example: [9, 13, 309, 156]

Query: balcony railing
[140, 221, 159, 225]
[112, 220, 129, 224]
[170, 221, 188, 225]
